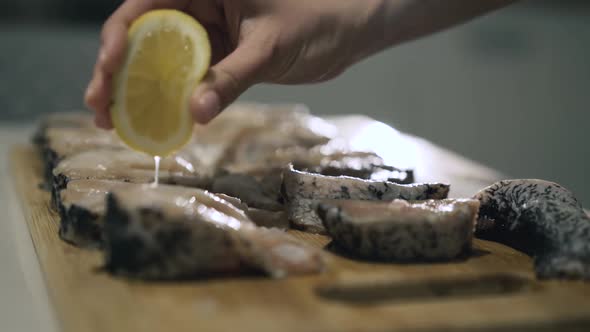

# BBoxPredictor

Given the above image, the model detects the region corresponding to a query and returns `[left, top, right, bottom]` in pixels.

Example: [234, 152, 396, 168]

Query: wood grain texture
[10, 146, 590, 332]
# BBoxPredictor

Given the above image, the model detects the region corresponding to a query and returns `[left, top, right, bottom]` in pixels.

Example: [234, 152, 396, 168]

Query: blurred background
[0, 0, 588, 206]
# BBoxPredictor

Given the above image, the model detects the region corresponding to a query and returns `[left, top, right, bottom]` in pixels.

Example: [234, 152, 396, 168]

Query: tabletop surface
[0, 125, 57, 332]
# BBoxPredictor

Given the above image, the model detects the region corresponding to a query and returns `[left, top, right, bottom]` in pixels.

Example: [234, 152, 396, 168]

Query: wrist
[348, 0, 397, 64]
[358, 0, 518, 55]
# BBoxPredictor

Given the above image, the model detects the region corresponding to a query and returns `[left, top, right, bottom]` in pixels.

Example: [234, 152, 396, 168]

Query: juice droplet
[152, 156, 161, 187]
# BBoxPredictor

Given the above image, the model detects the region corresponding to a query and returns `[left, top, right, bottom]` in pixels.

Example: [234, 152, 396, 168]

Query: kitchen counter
[0, 125, 57, 332]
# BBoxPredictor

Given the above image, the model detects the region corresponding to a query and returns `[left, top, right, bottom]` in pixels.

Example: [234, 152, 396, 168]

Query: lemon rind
[111, 9, 211, 156]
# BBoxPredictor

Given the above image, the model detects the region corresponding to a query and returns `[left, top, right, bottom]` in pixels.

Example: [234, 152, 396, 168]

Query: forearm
[358, 0, 518, 59]
[86, 0, 520, 126]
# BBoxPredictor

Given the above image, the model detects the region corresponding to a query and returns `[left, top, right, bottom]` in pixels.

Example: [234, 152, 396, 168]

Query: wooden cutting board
[10, 145, 590, 332]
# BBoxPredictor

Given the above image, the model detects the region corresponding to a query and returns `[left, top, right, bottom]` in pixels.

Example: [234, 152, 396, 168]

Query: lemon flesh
[111, 10, 211, 156]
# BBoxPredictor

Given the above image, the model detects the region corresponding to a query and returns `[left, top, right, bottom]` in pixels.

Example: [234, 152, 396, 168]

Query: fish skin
[316, 199, 479, 261]
[103, 185, 325, 279]
[474, 179, 590, 279]
[283, 164, 449, 234]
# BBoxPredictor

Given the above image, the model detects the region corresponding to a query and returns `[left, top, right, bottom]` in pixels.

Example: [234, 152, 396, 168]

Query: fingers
[94, 108, 113, 129]
[98, 0, 181, 73]
[85, 0, 184, 128]
[96, 15, 127, 78]
[85, 63, 113, 129]
[190, 38, 273, 124]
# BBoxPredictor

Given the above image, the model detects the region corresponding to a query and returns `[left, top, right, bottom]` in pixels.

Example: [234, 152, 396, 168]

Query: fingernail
[195, 91, 220, 123]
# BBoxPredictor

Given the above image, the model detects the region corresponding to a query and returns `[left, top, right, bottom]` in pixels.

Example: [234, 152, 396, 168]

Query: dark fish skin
[283, 164, 449, 234]
[211, 174, 283, 211]
[474, 179, 590, 279]
[102, 186, 325, 280]
[58, 204, 103, 249]
[316, 199, 479, 261]
[103, 193, 243, 279]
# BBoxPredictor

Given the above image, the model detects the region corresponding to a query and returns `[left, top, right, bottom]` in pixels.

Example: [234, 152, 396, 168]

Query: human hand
[84, 0, 383, 128]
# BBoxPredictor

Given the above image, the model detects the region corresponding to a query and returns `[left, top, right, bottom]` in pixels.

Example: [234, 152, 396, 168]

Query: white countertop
[0, 125, 58, 332]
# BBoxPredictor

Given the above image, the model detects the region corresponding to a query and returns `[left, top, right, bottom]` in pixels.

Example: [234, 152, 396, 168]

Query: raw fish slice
[225, 145, 413, 184]
[52, 149, 211, 190]
[293, 149, 413, 184]
[58, 180, 290, 248]
[43, 127, 124, 159]
[103, 185, 324, 279]
[58, 179, 136, 248]
[283, 164, 449, 234]
[177, 102, 338, 186]
[216, 104, 336, 173]
[33, 113, 106, 180]
[317, 199, 479, 261]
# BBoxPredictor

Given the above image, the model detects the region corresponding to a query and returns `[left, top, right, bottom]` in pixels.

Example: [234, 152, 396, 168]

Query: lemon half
[111, 10, 211, 156]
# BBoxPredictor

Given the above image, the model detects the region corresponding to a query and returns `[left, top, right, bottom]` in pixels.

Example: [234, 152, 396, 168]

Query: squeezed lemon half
[110, 9, 211, 156]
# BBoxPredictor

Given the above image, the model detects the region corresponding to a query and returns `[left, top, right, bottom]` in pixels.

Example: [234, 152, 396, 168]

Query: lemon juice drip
[152, 156, 161, 187]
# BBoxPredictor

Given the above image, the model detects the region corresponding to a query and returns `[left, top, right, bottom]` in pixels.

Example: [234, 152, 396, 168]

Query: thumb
[190, 40, 271, 124]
